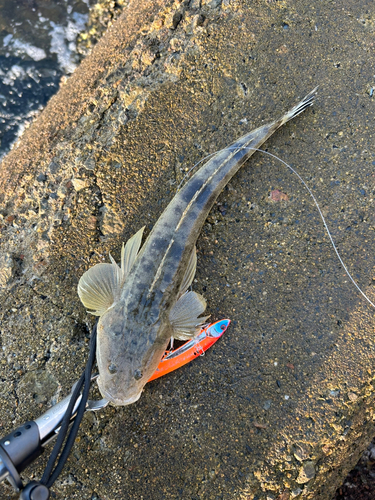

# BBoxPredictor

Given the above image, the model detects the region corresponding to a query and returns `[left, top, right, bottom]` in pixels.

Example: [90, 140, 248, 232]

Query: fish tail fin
[278, 87, 318, 127]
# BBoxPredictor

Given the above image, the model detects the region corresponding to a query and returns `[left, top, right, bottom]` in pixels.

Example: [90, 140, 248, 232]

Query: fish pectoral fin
[78, 262, 121, 316]
[169, 291, 209, 340]
[178, 246, 197, 296]
[78, 227, 144, 316]
[121, 226, 145, 279]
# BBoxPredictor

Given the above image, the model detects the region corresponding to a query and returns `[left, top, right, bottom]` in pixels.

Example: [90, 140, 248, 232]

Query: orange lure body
[148, 319, 230, 382]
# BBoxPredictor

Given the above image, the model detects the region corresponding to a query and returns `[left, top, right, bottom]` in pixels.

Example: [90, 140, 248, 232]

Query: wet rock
[291, 488, 302, 498]
[0, 253, 14, 288]
[296, 461, 316, 484]
[17, 369, 59, 405]
[72, 177, 89, 191]
[36, 173, 47, 183]
[292, 443, 311, 462]
[347, 392, 358, 402]
[270, 189, 289, 202]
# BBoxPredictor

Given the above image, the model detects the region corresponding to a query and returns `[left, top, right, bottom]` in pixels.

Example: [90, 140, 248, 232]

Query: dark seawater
[0, 0, 92, 159]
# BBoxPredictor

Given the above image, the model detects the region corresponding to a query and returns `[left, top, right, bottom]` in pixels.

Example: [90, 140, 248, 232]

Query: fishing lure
[149, 319, 230, 381]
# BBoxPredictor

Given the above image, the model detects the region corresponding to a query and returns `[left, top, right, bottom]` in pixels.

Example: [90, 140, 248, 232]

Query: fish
[77, 87, 317, 406]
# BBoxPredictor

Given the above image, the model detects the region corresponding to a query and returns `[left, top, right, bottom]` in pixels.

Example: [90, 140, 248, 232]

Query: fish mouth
[117, 391, 142, 406]
[97, 377, 142, 406]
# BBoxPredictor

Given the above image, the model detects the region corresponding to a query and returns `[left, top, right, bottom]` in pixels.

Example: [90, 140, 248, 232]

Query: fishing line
[177, 145, 375, 310]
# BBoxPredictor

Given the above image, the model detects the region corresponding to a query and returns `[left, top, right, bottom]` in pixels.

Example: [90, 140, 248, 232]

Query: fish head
[95, 305, 170, 406]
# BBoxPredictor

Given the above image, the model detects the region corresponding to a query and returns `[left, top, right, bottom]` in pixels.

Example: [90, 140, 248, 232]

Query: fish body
[78, 88, 317, 405]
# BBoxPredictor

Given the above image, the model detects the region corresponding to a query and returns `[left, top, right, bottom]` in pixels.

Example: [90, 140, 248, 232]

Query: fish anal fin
[78, 262, 121, 316]
[169, 291, 209, 340]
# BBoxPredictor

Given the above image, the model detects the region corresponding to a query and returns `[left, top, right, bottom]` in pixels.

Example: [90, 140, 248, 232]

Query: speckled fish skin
[94, 88, 317, 406]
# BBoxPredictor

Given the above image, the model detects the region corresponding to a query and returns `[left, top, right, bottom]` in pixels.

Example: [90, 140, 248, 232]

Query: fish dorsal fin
[78, 262, 122, 316]
[121, 226, 145, 280]
[169, 291, 209, 340]
[179, 246, 197, 297]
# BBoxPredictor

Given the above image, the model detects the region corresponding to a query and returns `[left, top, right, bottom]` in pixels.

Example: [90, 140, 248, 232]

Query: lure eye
[133, 369, 142, 380]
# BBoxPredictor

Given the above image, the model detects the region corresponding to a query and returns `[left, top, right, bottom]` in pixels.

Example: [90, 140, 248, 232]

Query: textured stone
[296, 461, 316, 484]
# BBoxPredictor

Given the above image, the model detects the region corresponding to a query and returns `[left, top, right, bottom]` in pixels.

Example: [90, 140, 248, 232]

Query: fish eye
[108, 363, 117, 374]
[133, 369, 142, 380]
[112, 324, 123, 337]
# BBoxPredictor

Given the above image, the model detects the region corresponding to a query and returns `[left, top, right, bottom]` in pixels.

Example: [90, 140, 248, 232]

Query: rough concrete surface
[1, 0, 375, 499]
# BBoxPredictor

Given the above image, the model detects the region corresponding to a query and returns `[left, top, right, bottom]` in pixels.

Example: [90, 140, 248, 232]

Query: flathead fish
[78, 88, 317, 405]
